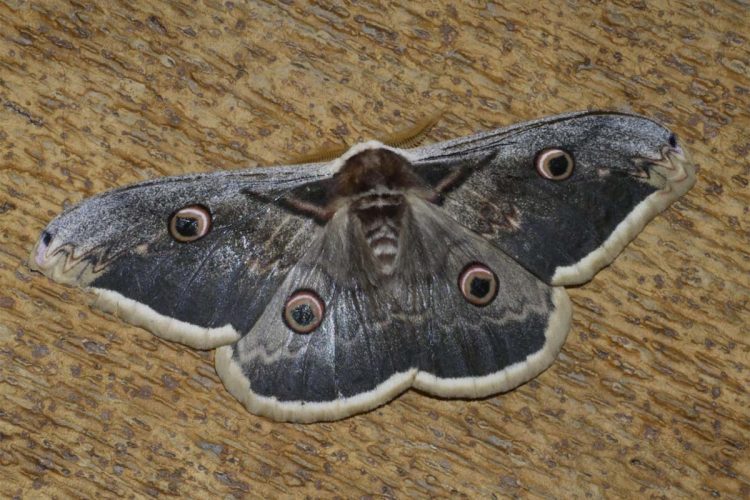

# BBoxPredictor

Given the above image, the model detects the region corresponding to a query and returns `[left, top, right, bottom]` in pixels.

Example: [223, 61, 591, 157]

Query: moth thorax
[351, 192, 406, 274]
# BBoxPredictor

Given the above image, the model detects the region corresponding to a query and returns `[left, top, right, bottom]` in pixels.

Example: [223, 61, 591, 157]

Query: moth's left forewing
[30, 164, 335, 349]
[407, 112, 696, 286]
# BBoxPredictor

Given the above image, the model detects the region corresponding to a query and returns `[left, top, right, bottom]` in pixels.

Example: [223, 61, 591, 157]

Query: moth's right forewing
[407, 112, 696, 285]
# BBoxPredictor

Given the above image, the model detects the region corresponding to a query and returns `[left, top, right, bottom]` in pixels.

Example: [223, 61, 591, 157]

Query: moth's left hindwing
[30, 165, 334, 349]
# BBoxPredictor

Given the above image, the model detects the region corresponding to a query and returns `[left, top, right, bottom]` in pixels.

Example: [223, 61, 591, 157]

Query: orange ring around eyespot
[535, 148, 574, 180]
[458, 263, 498, 307]
[283, 290, 325, 334]
[169, 205, 212, 242]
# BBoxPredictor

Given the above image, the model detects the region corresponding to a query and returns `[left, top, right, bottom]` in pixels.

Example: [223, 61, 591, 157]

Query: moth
[29, 112, 695, 422]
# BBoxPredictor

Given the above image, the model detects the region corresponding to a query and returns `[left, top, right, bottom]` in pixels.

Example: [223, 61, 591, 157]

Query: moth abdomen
[350, 192, 407, 274]
[351, 196, 403, 269]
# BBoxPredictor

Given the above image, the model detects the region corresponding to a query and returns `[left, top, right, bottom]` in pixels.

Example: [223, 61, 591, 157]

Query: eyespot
[283, 290, 325, 334]
[668, 133, 678, 148]
[169, 205, 212, 242]
[458, 263, 498, 307]
[535, 148, 574, 180]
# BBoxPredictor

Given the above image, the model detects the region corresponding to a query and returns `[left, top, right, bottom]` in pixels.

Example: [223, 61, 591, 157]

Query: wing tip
[28, 236, 93, 286]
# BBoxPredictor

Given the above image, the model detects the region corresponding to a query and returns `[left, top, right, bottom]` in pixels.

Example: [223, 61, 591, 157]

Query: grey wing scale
[406, 112, 696, 285]
[30, 164, 334, 349]
[215, 197, 570, 422]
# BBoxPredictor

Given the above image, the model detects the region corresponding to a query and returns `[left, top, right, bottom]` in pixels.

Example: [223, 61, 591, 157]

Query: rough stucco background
[0, 1, 748, 497]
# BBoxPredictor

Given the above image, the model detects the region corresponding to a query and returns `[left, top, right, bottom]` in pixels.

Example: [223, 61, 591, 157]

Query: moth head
[458, 263, 498, 307]
[535, 148, 575, 180]
[336, 149, 423, 195]
[169, 205, 212, 242]
[283, 290, 325, 334]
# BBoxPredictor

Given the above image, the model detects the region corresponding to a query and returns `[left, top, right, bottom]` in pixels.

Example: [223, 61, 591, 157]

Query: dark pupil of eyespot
[470, 277, 491, 298]
[668, 134, 677, 148]
[291, 304, 315, 326]
[42, 231, 52, 246]
[549, 155, 569, 177]
[175, 217, 199, 237]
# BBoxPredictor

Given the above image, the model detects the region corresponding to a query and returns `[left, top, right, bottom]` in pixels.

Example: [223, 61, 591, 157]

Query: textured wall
[0, 1, 748, 497]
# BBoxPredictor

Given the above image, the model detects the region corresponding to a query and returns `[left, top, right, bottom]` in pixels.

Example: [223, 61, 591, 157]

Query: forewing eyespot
[535, 148, 575, 180]
[169, 205, 212, 242]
